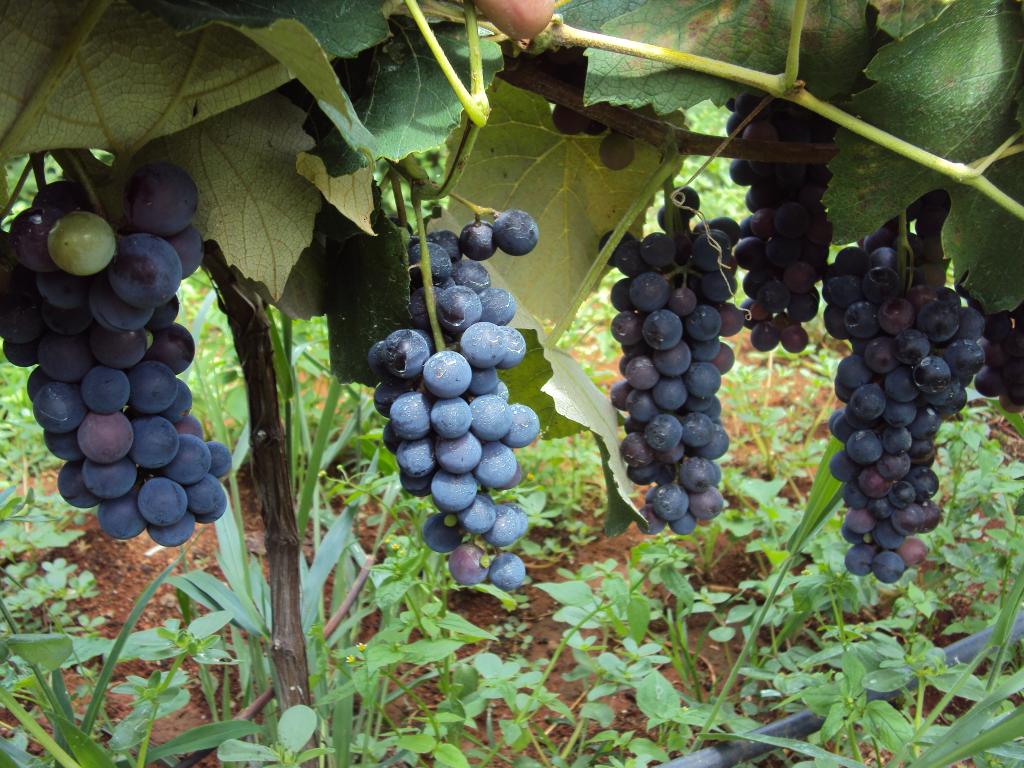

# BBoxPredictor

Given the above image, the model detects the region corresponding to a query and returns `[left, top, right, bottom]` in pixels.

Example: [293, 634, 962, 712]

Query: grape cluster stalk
[0, 165, 230, 546]
[369, 210, 542, 591]
[727, 93, 837, 353]
[607, 188, 741, 535]
[823, 231, 985, 581]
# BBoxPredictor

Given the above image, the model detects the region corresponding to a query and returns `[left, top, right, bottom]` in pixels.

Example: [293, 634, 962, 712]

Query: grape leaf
[500, 329, 582, 440]
[127, 0, 390, 58]
[444, 81, 659, 324]
[946, 154, 1024, 311]
[559, 0, 646, 28]
[518, 328, 643, 534]
[824, 0, 1024, 246]
[357, 22, 504, 161]
[869, 0, 948, 38]
[326, 212, 409, 386]
[241, 244, 329, 320]
[238, 19, 376, 155]
[584, 0, 872, 113]
[0, 1, 289, 157]
[296, 153, 375, 235]
[129, 94, 321, 299]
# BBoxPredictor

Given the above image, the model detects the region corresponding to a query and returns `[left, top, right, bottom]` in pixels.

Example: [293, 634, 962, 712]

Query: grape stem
[447, 190, 497, 217]
[51, 149, 106, 218]
[545, 22, 1024, 223]
[388, 167, 409, 229]
[0, 0, 112, 161]
[675, 94, 773, 193]
[393, 117, 482, 202]
[546, 146, 681, 348]
[404, 0, 489, 127]
[409, 185, 448, 351]
[970, 130, 1024, 175]
[783, 0, 809, 93]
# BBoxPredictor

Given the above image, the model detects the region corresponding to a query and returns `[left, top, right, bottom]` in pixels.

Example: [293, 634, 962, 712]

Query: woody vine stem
[409, 3, 1024, 222]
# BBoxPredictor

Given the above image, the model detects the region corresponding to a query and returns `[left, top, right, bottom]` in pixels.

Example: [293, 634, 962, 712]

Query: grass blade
[80, 552, 182, 735]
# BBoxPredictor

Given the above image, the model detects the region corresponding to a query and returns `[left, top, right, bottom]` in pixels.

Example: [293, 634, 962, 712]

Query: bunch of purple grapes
[964, 298, 1024, 412]
[607, 189, 742, 535]
[0, 164, 230, 546]
[726, 93, 837, 353]
[823, 244, 985, 582]
[369, 210, 542, 591]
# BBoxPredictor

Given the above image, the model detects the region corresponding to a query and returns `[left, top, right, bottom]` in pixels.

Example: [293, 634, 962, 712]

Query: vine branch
[496, 60, 836, 164]
[542, 21, 1024, 223]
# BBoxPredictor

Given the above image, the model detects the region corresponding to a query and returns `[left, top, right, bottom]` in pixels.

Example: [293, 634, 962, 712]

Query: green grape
[47, 211, 116, 276]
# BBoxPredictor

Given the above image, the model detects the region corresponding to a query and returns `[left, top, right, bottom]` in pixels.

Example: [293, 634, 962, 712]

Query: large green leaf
[128, 0, 390, 58]
[357, 22, 504, 161]
[129, 93, 321, 299]
[500, 316, 640, 532]
[238, 20, 376, 156]
[500, 329, 583, 440]
[583, 0, 872, 113]
[326, 211, 409, 385]
[823, 0, 1024, 306]
[559, 0, 646, 28]
[869, 0, 948, 38]
[946, 154, 1024, 311]
[445, 81, 660, 324]
[0, 0, 289, 157]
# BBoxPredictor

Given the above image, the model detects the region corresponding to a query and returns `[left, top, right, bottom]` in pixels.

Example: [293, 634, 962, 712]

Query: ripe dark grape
[148, 513, 196, 547]
[185, 474, 228, 521]
[98, 490, 147, 539]
[138, 476, 188, 526]
[82, 457, 137, 500]
[144, 323, 195, 374]
[124, 162, 199, 236]
[128, 361, 178, 413]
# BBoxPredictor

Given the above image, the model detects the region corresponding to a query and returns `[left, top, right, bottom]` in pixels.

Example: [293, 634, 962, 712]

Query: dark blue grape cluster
[967, 297, 1024, 413]
[0, 165, 230, 546]
[726, 93, 837, 353]
[823, 244, 985, 582]
[607, 190, 741, 535]
[370, 211, 541, 592]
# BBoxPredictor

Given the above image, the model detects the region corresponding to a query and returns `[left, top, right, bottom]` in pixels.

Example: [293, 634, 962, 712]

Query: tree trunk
[205, 246, 310, 712]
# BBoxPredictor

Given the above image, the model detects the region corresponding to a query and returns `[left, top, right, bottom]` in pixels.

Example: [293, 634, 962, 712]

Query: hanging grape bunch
[727, 93, 837, 353]
[0, 165, 231, 546]
[369, 210, 541, 592]
[971, 298, 1024, 413]
[607, 188, 741, 535]
[823, 218, 985, 582]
